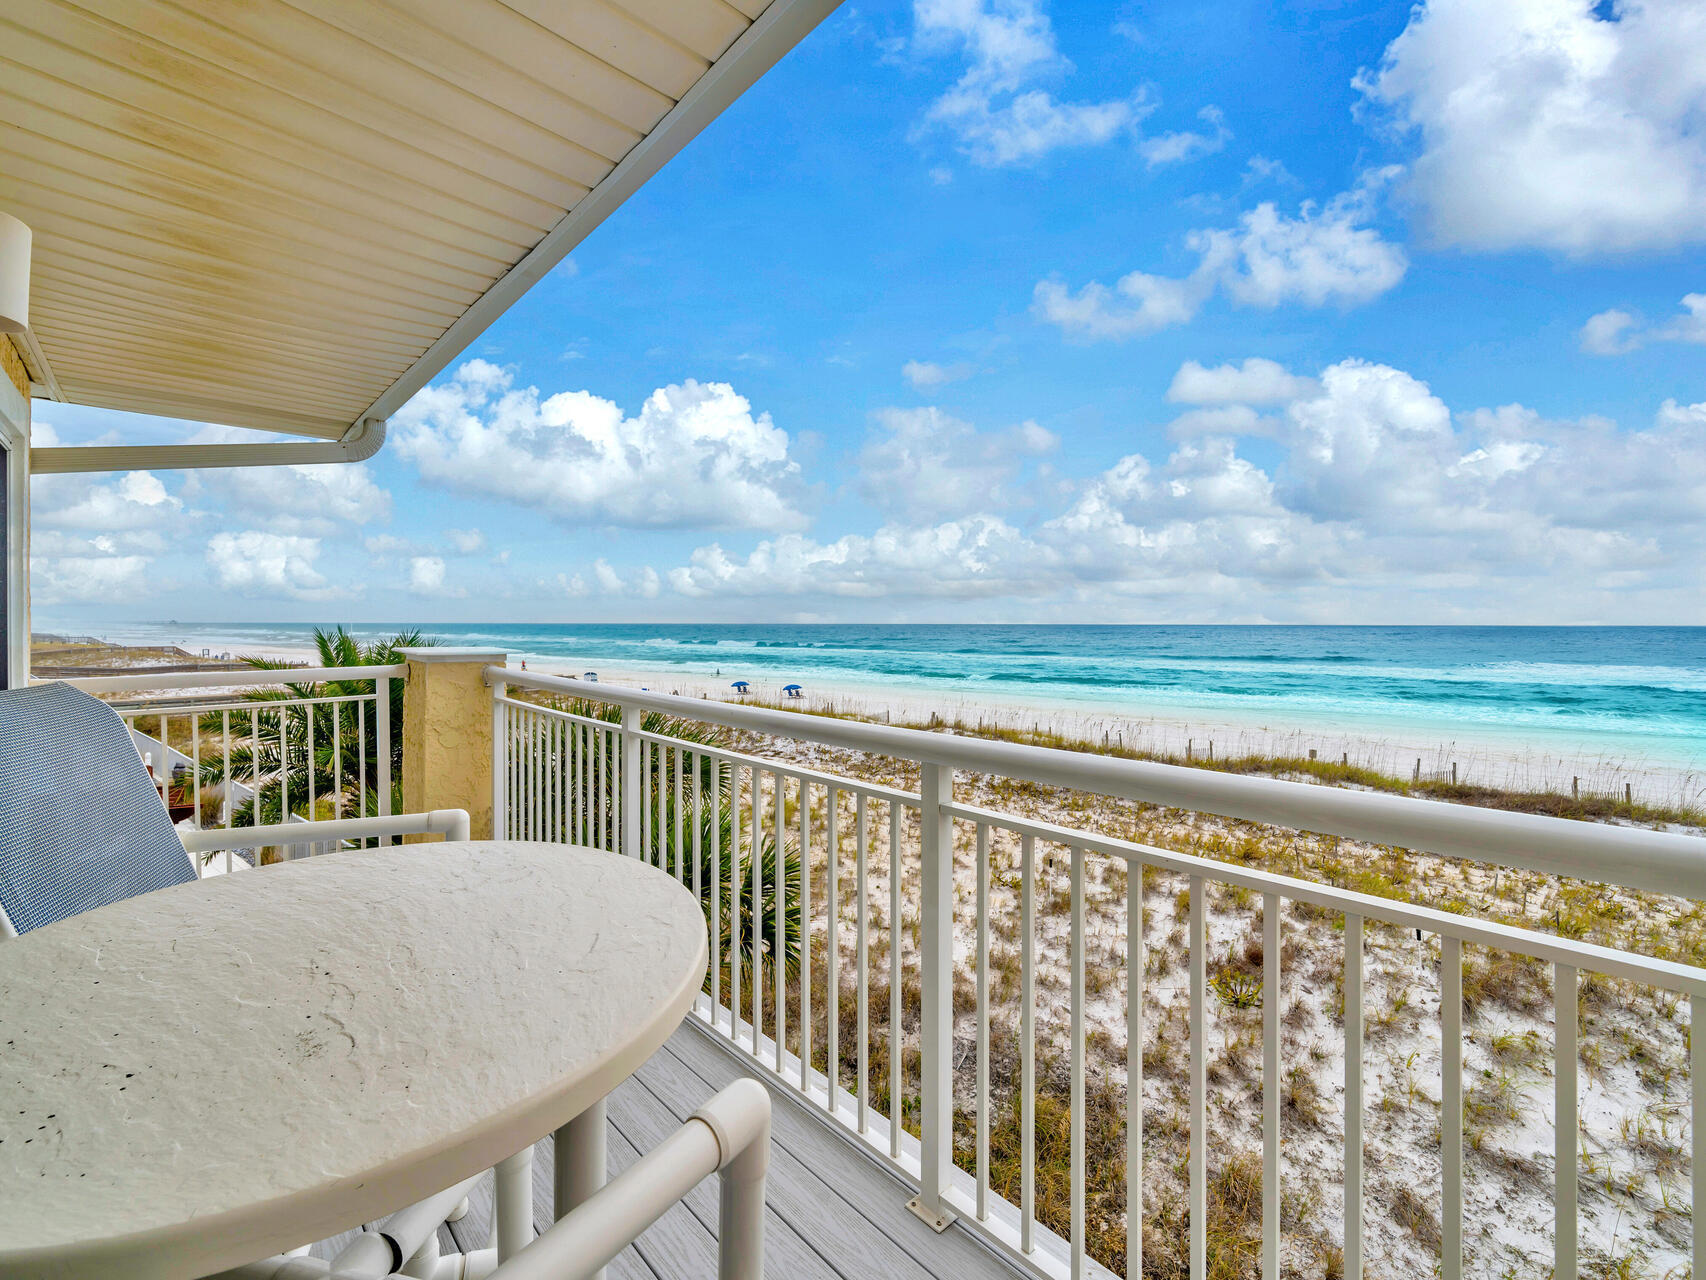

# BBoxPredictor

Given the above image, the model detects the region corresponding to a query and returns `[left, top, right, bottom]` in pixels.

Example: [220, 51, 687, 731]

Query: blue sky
[30, 0, 1706, 626]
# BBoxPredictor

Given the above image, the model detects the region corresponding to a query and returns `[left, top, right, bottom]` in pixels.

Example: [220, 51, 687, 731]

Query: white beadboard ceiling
[0, 0, 835, 439]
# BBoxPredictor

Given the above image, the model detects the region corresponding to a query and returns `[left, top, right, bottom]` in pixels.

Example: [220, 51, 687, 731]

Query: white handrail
[53, 664, 408, 695]
[489, 667, 1706, 898]
[179, 809, 470, 854]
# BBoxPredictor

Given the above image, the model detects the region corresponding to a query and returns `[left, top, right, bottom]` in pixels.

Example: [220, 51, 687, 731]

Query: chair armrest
[180, 809, 471, 854]
[487, 1080, 771, 1280]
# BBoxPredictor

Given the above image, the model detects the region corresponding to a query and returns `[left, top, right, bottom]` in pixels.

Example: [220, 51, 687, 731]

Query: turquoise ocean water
[86, 623, 1706, 773]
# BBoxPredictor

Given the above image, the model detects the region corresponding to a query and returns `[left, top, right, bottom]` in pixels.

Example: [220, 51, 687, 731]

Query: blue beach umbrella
[783, 683, 803, 698]
[731, 680, 751, 693]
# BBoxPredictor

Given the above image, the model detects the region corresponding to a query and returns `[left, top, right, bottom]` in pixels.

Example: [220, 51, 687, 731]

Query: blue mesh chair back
[0, 682, 194, 935]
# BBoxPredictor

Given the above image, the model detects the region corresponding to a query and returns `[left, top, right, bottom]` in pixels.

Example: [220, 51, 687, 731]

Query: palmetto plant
[196, 627, 428, 826]
[548, 698, 802, 974]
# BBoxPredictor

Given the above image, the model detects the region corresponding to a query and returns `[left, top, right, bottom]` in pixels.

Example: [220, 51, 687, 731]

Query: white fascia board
[357, 0, 844, 425]
[12, 328, 62, 403]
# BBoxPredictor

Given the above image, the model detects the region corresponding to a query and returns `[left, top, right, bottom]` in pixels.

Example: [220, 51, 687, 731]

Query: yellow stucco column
[398, 648, 506, 840]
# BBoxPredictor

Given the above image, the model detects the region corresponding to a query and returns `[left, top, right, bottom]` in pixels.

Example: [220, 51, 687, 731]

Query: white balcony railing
[489, 667, 1706, 1280]
[63, 664, 405, 870]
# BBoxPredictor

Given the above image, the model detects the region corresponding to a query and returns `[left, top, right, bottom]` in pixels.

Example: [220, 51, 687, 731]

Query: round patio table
[0, 840, 708, 1280]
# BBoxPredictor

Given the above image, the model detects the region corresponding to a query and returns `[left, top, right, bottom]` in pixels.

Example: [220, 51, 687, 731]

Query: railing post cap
[395, 648, 509, 664]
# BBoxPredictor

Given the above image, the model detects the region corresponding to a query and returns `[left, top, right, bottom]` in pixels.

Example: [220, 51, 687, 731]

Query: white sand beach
[106, 633, 1704, 808]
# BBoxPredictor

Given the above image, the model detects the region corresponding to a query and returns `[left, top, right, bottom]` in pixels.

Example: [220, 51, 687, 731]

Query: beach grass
[732, 696, 1706, 832]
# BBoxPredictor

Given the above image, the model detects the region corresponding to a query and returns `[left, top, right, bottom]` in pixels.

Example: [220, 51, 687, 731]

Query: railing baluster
[620, 727, 634, 856]
[827, 785, 840, 1116]
[709, 752, 721, 1027]
[691, 751, 702, 909]
[250, 708, 260, 846]
[190, 712, 201, 842]
[675, 747, 685, 881]
[730, 763, 743, 1038]
[559, 713, 569, 842]
[280, 706, 289, 833]
[531, 710, 542, 842]
[1345, 913, 1363, 1280]
[495, 702, 505, 841]
[918, 764, 953, 1223]
[597, 723, 608, 853]
[516, 710, 527, 841]
[1130, 861, 1146, 1276]
[1021, 832, 1036, 1255]
[774, 770, 786, 1074]
[1443, 935, 1463, 1280]
[856, 791, 870, 1135]
[305, 706, 315, 822]
[331, 700, 341, 823]
[1189, 874, 1205, 1280]
[975, 821, 990, 1222]
[376, 676, 391, 839]
[1556, 961, 1577, 1280]
[1070, 845, 1085, 1279]
[800, 776, 812, 1094]
[889, 799, 903, 1161]
[557, 713, 567, 842]
[641, 740, 652, 865]
[355, 702, 366, 831]
[1693, 994, 1703, 1280]
[1262, 891, 1280, 1280]
[751, 766, 763, 1057]
[223, 709, 234, 871]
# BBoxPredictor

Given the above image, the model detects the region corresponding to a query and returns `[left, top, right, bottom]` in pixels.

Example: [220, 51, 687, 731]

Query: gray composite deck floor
[309, 1018, 1025, 1279]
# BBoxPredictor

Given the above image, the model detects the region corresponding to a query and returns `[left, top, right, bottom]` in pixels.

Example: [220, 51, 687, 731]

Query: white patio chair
[0, 680, 467, 938]
[217, 1078, 772, 1280]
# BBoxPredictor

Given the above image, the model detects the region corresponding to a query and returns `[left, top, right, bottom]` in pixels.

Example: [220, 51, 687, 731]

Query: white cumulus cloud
[394, 361, 806, 531]
[653, 363, 1706, 620]
[30, 531, 156, 605]
[408, 556, 466, 598]
[1578, 292, 1706, 354]
[206, 532, 347, 601]
[857, 406, 1058, 519]
[1359, 0, 1706, 255]
[32, 467, 183, 533]
[1579, 308, 1643, 355]
[180, 430, 390, 535]
[1167, 358, 1321, 406]
[1034, 175, 1406, 339]
[1139, 105, 1231, 167]
[902, 359, 976, 389]
[912, 0, 1149, 165]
